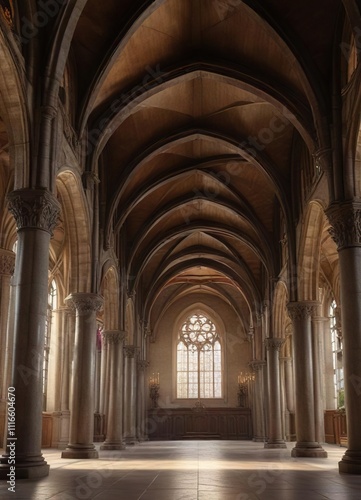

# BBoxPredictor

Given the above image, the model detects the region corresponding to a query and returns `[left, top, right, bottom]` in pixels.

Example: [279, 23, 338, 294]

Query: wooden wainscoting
[41, 413, 53, 448]
[147, 407, 252, 440]
[324, 410, 347, 447]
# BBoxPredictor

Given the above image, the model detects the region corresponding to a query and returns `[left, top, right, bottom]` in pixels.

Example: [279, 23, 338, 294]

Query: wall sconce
[237, 372, 255, 408]
[149, 372, 160, 408]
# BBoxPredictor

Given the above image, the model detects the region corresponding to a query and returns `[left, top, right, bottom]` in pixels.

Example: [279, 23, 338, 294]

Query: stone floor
[1, 441, 361, 499]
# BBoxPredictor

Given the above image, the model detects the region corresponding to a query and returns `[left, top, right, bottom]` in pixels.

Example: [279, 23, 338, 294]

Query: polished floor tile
[1, 441, 361, 499]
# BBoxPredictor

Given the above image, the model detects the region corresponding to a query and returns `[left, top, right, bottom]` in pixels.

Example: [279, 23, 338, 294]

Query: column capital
[326, 201, 361, 250]
[7, 188, 60, 236]
[65, 293, 103, 315]
[287, 301, 319, 320]
[138, 359, 150, 371]
[249, 360, 266, 371]
[102, 330, 126, 345]
[0, 248, 15, 275]
[264, 337, 286, 351]
[124, 345, 138, 358]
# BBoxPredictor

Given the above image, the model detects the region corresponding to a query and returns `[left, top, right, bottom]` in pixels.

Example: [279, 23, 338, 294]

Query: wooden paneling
[324, 410, 347, 447]
[41, 413, 53, 448]
[147, 408, 252, 440]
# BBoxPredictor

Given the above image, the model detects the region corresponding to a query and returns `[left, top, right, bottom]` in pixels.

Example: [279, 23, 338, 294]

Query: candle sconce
[237, 372, 254, 408]
[149, 372, 160, 408]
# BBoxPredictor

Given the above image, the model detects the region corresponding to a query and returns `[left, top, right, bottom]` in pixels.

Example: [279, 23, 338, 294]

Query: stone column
[62, 293, 103, 459]
[282, 353, 295, 441]
[287, 302, 327, 457]
[100, 330, 126, 450]
[312, 314, 326, 443]
[0, 249, 15, 449]
[323, 317, 336, 409]
[264, 338, 287, 448]
[57, 307, 72, 449]
[98, 331, 109, 440]
[250, 360, 266, 442]
[0, 188, 60, 479]
[327, 202, 361, 473]
[137, 360, 149, 441]
[123, 345, 138, 444]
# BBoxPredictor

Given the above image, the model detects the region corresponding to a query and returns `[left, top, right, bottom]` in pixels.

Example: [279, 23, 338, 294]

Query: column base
[339, 450, 361, 474]
[291, 442, 327, 458]
[100, 441, 125, 450]
[264, 440, 287, 449]
[0, 455, 49, 479]
[61, 445, 98, 459]
[124, 436, 138, 445]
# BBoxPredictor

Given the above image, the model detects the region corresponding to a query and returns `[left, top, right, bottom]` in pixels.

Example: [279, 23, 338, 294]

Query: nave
[1, 441, 361, 500]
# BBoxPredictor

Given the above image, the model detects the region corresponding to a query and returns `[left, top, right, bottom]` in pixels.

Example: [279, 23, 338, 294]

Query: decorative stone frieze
[326, 202, 361, 250]
[7, 188, 60, 235]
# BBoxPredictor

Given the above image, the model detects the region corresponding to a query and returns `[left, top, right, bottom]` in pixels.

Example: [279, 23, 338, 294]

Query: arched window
[43, 280, 57, 409]
[329, 300, 344, 408]
[177, 313, 222, 399]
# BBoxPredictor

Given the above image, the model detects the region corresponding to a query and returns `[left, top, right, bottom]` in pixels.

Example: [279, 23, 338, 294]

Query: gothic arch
[298, 201, 325, 301]
[56, 170, 91, 294]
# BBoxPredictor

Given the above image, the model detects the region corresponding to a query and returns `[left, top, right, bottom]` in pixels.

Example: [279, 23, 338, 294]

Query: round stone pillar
[137, 360, 150, 441]
[250, 360, 266, 442]
[100, 330, 126, 450]
[0, 249, 15, 449]
[264, 338, 287, 448]
[287, 302, 327, 458]
[62, 293, 103, 459]
[123, 345, 138, 444]
[312, 315, 326, 444]
[0, 188, 60, 479]
[327, 202, 361, 473]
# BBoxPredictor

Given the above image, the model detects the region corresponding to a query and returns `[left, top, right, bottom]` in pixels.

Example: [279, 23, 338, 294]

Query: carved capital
[124, 345, 138, 358]
[249, 360, 266, 372]
[326, 202, 361, 250]
[264, 337, 286, 352]
[138, 359, 150, 371]
[102, 330, 126, 345]
[0, 249, 15, 275]
[7, 188, 60, 236]
[66, 293, 103, 315]
[287, 301, 318, 321]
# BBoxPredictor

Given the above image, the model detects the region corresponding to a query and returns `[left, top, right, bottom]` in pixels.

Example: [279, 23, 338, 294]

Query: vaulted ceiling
[67, 0, 342, 328]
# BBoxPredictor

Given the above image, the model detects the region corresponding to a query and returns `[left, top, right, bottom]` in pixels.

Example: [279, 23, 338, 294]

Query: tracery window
[177, 313, 222, 399]
[329, 300, 344, 408]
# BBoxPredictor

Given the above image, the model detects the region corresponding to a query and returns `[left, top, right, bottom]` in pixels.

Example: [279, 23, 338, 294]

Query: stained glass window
[177, 314, 222, 398]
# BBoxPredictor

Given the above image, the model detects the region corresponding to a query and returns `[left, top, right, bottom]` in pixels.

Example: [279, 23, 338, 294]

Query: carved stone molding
[0, 249, 15, 275]
[287, 301, 319, 321]
[264, 337, 286, 352]
[66, 293, 103, 315]
[138, 360, 150, 371]
[326, 202, 361, 250]
[124, 345, 138, 358]
[102, 330, 126, 346]
[7, 188, 60, 236]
